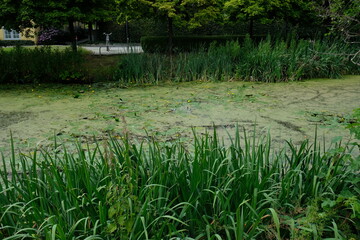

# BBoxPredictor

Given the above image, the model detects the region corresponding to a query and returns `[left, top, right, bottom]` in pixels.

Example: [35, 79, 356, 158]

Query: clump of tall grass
[115, 54, 168, 85]
[1, 129, 359, 239]
[0, 46, 86, 84]
[114, 36, 359, 84]
[174, 42, 241, 82]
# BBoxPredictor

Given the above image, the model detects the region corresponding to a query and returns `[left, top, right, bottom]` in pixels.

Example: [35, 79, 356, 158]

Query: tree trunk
[125, 19, 130, 45]
[284, 19, 289, 39]
[167, 16, 174, 55]
[68, 19, 77, 52]
[88, 22, 93, 42]
[248, 18, 254, 38]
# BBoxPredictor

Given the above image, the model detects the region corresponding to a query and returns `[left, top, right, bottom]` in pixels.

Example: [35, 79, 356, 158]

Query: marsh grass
[115, 36, 359, 85]
[83, 55, 119, 82]
[0, 128, 359, 239]
[115, 54, 168, 85]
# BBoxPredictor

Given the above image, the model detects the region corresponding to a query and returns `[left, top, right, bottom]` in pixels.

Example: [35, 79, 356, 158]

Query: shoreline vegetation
[0, 128, 359, 239]
[1, 36, 359, 85]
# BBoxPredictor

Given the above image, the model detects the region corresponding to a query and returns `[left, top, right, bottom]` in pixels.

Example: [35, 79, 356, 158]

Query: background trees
[0, 0, 116, 51]
[321, 0, 360, 40]
[1, 0, 359, 53]
[116, 0, 225, 53]
[0, 0, 33, 30]
[224, 0, 280, 37]
[223, 0, 324, 37]
[309, 0, 360, 65]
[33, 0, 116, 51]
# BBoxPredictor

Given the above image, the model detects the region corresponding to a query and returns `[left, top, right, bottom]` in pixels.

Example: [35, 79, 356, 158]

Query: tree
[183, 0, 226, 30]
[116, 0, 225, 53]
[318, 0, 360, 65]
[83, 0, 117, 42]
[1, 0, 116, 51]
[224, 0, 281, 37]
[322, 0, 360, 40]
[272, 1, 321, 27]
[223, 0, 322, 37]
[0, 0, 33, 30]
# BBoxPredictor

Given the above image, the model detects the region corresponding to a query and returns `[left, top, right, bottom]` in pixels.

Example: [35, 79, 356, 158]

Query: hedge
[140, 35, 266, 53]
[0, 46, 86, 84]
[0, 40, 35, 47]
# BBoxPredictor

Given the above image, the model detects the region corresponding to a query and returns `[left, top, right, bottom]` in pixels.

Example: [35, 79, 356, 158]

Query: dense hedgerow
[140, 35, 266, 53]
[0, 46, 87, 84]
[0, 129, 359, 239]
[116, 36, 360, 84]
[0, 40, 34, 47]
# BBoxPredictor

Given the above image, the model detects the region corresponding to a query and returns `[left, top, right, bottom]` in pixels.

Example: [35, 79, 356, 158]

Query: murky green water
[0, 76, 359, 157]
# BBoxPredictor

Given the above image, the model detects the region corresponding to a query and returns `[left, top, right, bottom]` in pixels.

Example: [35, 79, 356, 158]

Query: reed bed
[115, 37, 359, 84]
[1, 129, 359, 239]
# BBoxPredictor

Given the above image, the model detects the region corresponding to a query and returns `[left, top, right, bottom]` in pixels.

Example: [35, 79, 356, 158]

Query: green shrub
[0, 129, 359, 239]
[0, 40, 34, 47]
[140, 35, 266, 53]
[0, 46, 87, 84]
[347, 108, 360, 140]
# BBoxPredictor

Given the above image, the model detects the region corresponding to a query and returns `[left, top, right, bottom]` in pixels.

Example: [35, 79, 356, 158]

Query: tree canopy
[323, 0, 360, 40]
[1, 0, 116, 51]
[116, 0, 225, 52]
[1, 0, 359, 52]
[224, 0, 323, 36]
[0, 0, 32, 30]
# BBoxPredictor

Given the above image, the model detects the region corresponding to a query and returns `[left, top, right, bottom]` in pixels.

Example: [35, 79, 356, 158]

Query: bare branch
[351, 49, 360, 66]
[309, 48, 355, 56]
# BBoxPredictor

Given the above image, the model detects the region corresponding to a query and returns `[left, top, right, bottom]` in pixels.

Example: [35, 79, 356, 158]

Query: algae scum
[0, 76, 359, 156]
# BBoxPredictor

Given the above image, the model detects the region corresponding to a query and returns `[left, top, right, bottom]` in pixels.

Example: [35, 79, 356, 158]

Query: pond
[0, 76, 359, 157]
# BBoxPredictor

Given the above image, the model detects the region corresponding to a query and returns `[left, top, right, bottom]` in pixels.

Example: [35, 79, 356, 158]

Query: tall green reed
[0, 128, 358, 239]
[115, 54, 168, 85]
[114, 36, 359, 85]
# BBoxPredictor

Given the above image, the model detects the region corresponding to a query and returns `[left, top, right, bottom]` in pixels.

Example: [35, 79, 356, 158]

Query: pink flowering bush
[38, 28, 65, 45]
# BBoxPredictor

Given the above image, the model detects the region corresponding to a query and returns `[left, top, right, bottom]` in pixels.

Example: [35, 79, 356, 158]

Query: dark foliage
[140, 35, 266, 53]
[0, 46, 87, 84]
[0, 40, 34, 47]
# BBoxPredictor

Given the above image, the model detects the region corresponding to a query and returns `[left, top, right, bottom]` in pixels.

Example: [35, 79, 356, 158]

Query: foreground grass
[0, 129, 359, 239]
